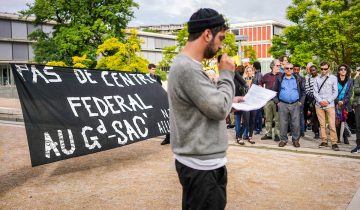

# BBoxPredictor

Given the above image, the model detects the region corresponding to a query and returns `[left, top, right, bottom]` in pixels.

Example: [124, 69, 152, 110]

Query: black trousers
[355, 106, 360, 146]
[175, 160, 227, 210]
[304, 97, 319, 134]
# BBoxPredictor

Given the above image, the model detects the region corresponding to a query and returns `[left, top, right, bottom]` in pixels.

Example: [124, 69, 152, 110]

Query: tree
[158, 23, 238, 68]
[158, 24, 188, 69]
[222, 32, 238, 56]
[95, 29, 149, 73]
[269, 0, 360, 68]
[243, 46, 257, 64]
[21, 0, 139, 67]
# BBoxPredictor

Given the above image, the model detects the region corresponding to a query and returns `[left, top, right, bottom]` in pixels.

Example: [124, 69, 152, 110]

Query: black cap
[187, 8, 226, 34]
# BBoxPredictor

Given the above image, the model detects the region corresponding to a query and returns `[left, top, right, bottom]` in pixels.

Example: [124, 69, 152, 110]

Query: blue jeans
[255, 109, 263, 133]
[235, 111, 250, 138]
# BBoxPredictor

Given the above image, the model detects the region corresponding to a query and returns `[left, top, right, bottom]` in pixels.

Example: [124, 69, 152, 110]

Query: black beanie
[187, 8, 226, 34]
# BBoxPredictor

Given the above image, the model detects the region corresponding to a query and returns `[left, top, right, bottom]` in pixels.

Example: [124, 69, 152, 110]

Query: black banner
[11, 64, 169, 166]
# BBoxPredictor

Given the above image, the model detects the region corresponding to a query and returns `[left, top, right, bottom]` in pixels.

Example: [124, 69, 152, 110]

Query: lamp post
[235, 35, 248, 65]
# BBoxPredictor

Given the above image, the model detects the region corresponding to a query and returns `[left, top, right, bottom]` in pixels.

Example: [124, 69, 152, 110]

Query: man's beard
[203, 38, 218, 59]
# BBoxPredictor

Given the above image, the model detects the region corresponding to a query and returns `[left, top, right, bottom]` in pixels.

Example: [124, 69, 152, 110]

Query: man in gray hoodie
[167, 8, 241, 209]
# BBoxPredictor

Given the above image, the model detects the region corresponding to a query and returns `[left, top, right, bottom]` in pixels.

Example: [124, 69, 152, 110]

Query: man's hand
[338, 101, 344, 106]
[218, 53, 235, 72]
[320, 100, 329, 107]
[233, 96, 245, 103]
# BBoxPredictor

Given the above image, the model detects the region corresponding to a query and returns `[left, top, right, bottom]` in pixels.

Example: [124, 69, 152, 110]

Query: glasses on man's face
[275, 65, 281, 67]
[285, 67, 293, 70]
[310, 68, 317, 71]
[320, 68, 328, 71]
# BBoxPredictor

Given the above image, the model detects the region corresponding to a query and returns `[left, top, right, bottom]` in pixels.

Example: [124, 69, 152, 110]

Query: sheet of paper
[232, 85, 277, 111]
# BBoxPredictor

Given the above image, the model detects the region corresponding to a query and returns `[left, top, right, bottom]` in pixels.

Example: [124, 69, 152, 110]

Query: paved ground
[1, 98, 360, 209]
[1, 121, 360, 209]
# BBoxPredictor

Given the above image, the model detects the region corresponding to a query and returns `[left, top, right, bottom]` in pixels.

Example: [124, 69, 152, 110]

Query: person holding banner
[167, 8, 241, 210]
[147, 63, 162, 85]
[147, 63, 171, 145]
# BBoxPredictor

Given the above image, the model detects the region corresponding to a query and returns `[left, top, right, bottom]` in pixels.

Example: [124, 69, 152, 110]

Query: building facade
[230, 20, 288, 73]
[0, 12, 176, 93]
[0, 12, 55, 87]
[136, 31, 176, 65]
[133, 24, 184, 35]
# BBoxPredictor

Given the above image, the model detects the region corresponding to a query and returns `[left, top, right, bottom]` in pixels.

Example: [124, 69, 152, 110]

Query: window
[27, 23, 41, 36]
[11, 21, 27, 39]
[0, 42, 12, 60]
[155, 38, 162, 49]
[0, 20, 11, 38]
[29, 44, 35, 60]
[13, 43, 29, 61]
[273, 25, 283, 36]
[231, 29, 239, 35]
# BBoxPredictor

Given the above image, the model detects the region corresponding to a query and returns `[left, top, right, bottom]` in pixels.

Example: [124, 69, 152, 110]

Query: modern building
[136, 31, 176, 65]
[0, 12, 176, 94]
[0, 12, 55, 87]
[230, 20, 288, 73]
[133, 24, 184, 35]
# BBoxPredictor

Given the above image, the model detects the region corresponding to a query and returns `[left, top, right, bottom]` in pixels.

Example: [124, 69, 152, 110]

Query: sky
[0, 0, 293, 26]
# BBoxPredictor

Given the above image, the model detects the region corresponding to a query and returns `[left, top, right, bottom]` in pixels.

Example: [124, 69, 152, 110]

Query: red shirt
[259, 72, 280, 91]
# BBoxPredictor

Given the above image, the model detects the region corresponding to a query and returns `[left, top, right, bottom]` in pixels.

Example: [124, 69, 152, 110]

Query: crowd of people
[162, 7, 360, 209]
[225, 56, 360, 153]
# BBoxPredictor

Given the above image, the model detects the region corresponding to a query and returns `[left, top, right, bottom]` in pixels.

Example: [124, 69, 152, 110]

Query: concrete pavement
[1, 97, 360, 208]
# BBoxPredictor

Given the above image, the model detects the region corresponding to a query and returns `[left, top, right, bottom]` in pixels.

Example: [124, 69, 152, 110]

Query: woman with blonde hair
[241, 66, 256, 144]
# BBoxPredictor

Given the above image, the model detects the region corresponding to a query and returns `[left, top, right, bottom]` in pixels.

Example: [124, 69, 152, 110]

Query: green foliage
[155, 70, 167, 81]
[270, 0, 360, 68]
[72, 55, 92, 68]
[46, 61, 67, 67]
[158, 25, 188, 68]
[268, 35, 287, 59]
[222, 32, 238, 56]
[21, 0, 139, 67]
[243, 46, 257, 64]
[159, 23, 238, 68]
[96, 29, 149, 73]
[158, 46, 177, 68]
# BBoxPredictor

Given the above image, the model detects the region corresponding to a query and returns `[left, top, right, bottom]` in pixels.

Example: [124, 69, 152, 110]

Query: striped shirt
[305, 74, 316, 99]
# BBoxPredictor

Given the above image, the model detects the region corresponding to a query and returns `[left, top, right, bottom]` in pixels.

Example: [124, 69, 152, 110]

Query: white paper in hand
[232, 85, 277, 111]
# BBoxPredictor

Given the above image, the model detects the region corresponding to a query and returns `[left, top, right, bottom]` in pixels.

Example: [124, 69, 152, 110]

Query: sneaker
[332, 144, 340, 151]
[227, 124, 235, 129]
[274, 135, 280, 142]
[318, 142, 328, 148]
[300, 133, 305, 137]
[351, 146, 360, 154]
[261, 135, 272, 140]
[293, 141, 300, 148]
[279, 141, 287, 147]
[314, 133, 320, 139]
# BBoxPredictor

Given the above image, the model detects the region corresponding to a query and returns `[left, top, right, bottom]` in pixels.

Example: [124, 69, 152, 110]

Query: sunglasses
[320, 68, 328, 71]
[285, 67, 293, 70]
[339, 67, 346, 71]
[275, 65, 281, 67]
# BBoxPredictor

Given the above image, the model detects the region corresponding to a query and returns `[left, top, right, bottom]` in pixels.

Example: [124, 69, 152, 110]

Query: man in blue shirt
[273, 63, 305, 147]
